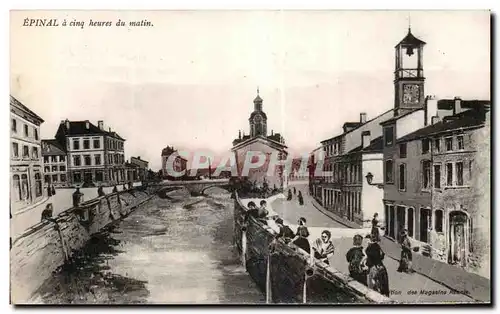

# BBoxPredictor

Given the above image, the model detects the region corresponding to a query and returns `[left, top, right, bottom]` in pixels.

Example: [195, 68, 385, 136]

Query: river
[31, 187, 265, 304]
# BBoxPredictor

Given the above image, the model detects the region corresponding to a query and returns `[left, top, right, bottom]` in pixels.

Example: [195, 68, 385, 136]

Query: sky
[10, 10, 490, 170]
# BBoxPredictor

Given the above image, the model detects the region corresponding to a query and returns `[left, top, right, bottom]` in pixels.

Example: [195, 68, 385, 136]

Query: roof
[108, 131, 125, 141]
[41, 139, 66, 156]
[397, 110, 486, 143]
[254, 95, 263, 103]
[10, 96, 44, 123]
[57, 120, 125, 140]
[380, 108, 422, 126]
[362, 136, 384, 153]
[437, 99, 491, 110]
[396, 28, 426, 47]
[343, 122, 363, 129]
[231, 134, 288, 151]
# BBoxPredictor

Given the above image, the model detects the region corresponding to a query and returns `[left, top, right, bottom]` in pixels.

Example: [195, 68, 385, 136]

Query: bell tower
[249, 87, 268, 137]
[394, 27, 426, 116]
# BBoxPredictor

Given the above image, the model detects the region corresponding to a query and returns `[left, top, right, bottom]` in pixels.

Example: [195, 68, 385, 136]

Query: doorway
[389, 205, 395, 239]
[449, 211, 468, 267]
[419, 208, 430, 243]
[396, 206, 406, 240]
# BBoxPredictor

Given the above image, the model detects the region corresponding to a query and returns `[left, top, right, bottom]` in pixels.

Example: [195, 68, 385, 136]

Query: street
[269, 183, 475, 303]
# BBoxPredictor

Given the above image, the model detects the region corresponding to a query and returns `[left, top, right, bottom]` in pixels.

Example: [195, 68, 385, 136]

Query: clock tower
[249, 88, 268, 137]
[394, 27, 426, 116]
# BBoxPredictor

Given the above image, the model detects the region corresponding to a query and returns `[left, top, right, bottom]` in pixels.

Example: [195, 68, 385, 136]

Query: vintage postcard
[9, 10, 491, 305]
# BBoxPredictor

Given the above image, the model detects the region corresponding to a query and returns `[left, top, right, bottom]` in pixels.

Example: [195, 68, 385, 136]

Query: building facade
[10, 96, 46, 215]
[130, 156, 149, 181]
[41, 139, 68, 187]
[54, 119, 126, 187]
[161, 146, 188, 180]
[232, 90, 288, 189]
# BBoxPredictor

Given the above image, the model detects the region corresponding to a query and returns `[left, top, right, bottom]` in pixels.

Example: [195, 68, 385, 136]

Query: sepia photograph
[8, 10, 491, 305]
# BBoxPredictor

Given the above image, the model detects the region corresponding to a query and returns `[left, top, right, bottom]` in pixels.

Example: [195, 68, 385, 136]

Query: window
[12, 175, 21, 201]
[469, 160, 473, 181]
[24, 124, 29, 137]
[60, 155, 65, 162]
[399, 164, 406, 190]
[52, 166, 57, 172]
[12, 142, 19, 158]
[11, 119, 17, 132]
[434, 138, 440, 153]
[34, 128, 39, 140]
[44, 166, 50, 172]
[52, 174, 58, 182]
[93, 139, 100, 149]
[446, 163, 453, 186]
[108, 155, 113, 164]
[60, 174, 67, 182]
[408, 207, 414, 237]
[96, 170, 103, 182]
[21, 174, 29, 200]
[44, 156, 49, 163]
[384, 126, 394, 146]
[456, 162, 464, 186]
[83, 139, 90, 149]
[422, 160, 431, 189]
[60, 165, 66, 172]
[23, 146, 29, 158]
[385, 160, 394, 183]
[84, 155, 91, 166]
[435, 210, 443, 232]
[74, 155, 81, 166]
[73, 139, 80, 150]
[95, 155, 101, 165]
[44, 175, 50, 183]
[114, 154, 119, 164]
[35, 173, 42, 197]
[73, 172, 81, 183]
[422, 138, 430, 154]
[51, 156, 57, 163]
[399, 143, 407, 158]
[457, 135, 464, 150]
[445, 137, 453, 151]
[469, 218, 474, 253]
[434, 164, 441, 189]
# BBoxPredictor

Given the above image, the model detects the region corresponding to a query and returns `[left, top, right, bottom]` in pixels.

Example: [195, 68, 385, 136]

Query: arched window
[35, 172, 42, 197]
[21, 174, 29, 200]
[12, 175, 21, 201]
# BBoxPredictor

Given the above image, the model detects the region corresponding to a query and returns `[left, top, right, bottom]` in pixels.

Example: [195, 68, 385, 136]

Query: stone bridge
[153, 179, 231, 196]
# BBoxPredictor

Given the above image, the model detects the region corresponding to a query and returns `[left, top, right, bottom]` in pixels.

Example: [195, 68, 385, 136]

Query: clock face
[403, 84, 420, 104]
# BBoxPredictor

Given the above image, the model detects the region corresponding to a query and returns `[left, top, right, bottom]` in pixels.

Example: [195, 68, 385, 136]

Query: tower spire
[408, 14, 411, 32]
[257, 86, 260, 95]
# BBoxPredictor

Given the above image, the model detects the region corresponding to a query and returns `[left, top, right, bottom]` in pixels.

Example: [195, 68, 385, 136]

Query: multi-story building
[385, 103, 490, 277]
[231, 90, 288, 189]
[130, 156, 149, 181]
[161, 146, 188, 180]
[41, 139, 68, 187]
[10, 96, 46, 215]
[54, 119, 126, 187]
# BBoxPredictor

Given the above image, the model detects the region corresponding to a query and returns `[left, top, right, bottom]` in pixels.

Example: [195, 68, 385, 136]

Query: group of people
[287, 187, 304, 206]
[245, 206, 416, 298]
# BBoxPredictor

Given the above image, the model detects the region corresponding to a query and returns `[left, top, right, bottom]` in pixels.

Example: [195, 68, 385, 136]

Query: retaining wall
[10, 187, 156, 304]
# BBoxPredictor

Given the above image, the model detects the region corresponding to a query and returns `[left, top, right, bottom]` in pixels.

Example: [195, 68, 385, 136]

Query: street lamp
[365, 172, 384, 189]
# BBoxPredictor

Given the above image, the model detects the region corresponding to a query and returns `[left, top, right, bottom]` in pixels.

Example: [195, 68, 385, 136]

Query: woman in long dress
[371, 213, 380, 240]
[291, 217, 310, 253]
[365, 234, 389, 297]
[397, 229, 414, 273]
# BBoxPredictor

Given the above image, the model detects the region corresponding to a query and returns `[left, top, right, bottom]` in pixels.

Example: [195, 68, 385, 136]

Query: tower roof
[253, 94, 263, 103]
[396, 28, 426, 47]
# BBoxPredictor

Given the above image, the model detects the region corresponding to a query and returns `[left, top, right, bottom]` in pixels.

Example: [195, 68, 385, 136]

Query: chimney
[431, 116, 440, 125]
[425, 95, 438, 126]
[271, 130, 274, 136]
[454, 97, 462, 115]
[85, 120, 90, 129]
[138, 156, 141, 160]
[362, 131, 371, 149]
[98, 120, 104, 130]
[238, 130, 241, 139]
[109, 127, 111, 132]
[65, 119, 70, 130]
[360, 112, 367, 123]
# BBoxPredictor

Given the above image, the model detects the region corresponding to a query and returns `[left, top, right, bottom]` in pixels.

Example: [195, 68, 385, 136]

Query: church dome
[249, 111, 267, 120]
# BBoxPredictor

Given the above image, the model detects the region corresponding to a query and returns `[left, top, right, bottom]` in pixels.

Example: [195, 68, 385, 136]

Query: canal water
[31, 187, 265, 304]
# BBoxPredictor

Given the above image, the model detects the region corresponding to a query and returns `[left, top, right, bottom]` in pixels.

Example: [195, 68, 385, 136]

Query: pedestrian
[397, 229, 414, 273]
[97, 186, 106, 197]
[364, 234, 389, 297]
[275, 218, 295, 243]
[72, 187, 84, 208]
[258, 200, 269, 219]
[291, 217, 310, 253]
[298, 191, 304, 206]
[371, 213, 380, 241]
[245, 201, 259, 220]
[312, 230, 335, 265]
[112, 185, 118, 193]
[287, 189, 293, 201]
[346, 234, 367, 285]
[293, 187, 296, 195]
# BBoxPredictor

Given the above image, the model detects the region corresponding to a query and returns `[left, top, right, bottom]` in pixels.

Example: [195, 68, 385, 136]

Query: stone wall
[233, 193, 392, 304]
[10, 187, 155, 304]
